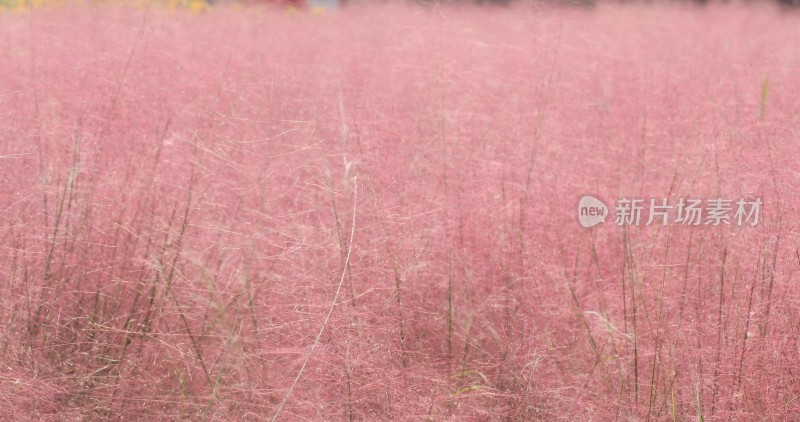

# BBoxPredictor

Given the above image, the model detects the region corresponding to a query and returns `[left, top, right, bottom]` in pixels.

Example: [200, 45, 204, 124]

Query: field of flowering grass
[1, 2, 800, 420]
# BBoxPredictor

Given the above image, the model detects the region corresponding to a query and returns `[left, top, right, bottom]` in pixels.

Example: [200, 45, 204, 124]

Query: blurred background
[1, 0, 798, 14]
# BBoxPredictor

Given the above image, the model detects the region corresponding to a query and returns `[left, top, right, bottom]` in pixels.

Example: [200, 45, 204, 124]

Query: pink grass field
[1, 2, 800, 420]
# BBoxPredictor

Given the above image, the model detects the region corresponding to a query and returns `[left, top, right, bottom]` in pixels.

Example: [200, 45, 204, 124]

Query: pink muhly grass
[0, 2, 799, 420]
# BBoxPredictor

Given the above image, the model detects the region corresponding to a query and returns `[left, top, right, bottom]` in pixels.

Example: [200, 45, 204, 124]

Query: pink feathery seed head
[0, 1, 799, 420]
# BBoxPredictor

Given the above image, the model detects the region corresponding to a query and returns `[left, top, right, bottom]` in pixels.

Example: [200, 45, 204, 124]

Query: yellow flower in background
[187, 0, 210, 12]
[166, 0, 210, 12]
